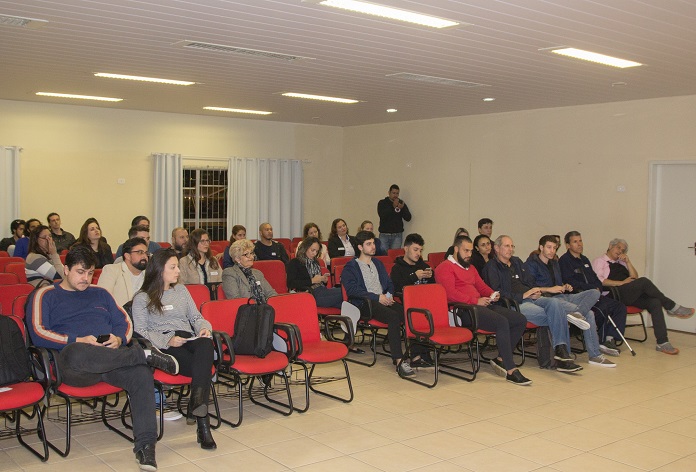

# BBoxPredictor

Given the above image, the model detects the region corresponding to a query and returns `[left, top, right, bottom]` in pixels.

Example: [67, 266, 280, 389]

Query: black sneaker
[411, 356, 434, 368]
[146, 347, 179, 375]
[506, 369, 532, 386]
[553, 345, 573, 362]
[556, 360, 583, 373]
[135, 443, 157, 471]
[489, 358, 507, 378]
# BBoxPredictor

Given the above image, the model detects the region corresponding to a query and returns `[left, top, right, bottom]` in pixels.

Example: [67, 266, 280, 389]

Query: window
[183, 168, 228, 241]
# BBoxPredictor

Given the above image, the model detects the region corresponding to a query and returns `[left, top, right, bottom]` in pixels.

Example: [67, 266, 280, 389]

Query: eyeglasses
[199, 239, 211, 244]
[130, 250, 149, 256]
[241, 252, 255, 259]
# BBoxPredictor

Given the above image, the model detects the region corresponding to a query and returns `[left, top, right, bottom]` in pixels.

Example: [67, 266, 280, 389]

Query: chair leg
[625, 312, 648, 342]
[307, 360, 354, 405]
[345, 326, 378, 367]
[251, 371, 294, 417]
[16, 405, 49, 462]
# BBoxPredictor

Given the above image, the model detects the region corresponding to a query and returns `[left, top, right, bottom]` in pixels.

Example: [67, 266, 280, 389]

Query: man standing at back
[254, 222, 289, 263]
[377, 184, 412, 250]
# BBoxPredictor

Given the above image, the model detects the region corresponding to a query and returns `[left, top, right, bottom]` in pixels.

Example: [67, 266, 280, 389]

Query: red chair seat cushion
[626, 306, 643, 314]
[317, 307, 341, 316]
[364, 319, 388, 329]
[526, 322, 539, 329]
[477, 329, 495, 335]
[0, 382, 44, 410]
[428, 327, 473, 346]
[230, 351, 288, 375]
[298, 341, 348, 364]
[57, 381, 122, 398]
[154, 371, 192, 385]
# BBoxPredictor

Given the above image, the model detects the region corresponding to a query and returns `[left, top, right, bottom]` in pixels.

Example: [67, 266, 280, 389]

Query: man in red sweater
[435, 235, 531, 386]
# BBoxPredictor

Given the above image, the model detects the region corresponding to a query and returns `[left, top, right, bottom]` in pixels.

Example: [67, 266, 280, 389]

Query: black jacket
[286, 258, 313, 292]
[390, 256, 435, 294]
[327, 235, 359, 259]
[377, 197, 412, 233]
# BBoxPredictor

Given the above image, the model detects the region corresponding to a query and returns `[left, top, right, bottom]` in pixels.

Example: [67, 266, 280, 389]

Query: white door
[649, 162, 696, 332]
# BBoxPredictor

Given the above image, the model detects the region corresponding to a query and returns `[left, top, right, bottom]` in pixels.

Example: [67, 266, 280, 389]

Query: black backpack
[231, 300, 275, 358]
[0, 315, 32, 386]
[535, 326, 557, 369]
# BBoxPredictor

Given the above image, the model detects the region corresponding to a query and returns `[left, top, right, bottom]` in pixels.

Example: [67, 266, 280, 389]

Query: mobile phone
[96, 334, 110, 343]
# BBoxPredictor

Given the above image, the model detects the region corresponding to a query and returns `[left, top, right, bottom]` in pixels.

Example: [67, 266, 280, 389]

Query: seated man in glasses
[98, 237, 149, 307]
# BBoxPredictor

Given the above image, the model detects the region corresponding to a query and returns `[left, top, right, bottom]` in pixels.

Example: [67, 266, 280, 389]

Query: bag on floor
[535, 326, 557, 369]
[232, 300, 275, 358]
[0, 316, 31, 386]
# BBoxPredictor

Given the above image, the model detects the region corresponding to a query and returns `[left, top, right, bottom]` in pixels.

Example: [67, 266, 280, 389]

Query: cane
[607, 314, 636, 356]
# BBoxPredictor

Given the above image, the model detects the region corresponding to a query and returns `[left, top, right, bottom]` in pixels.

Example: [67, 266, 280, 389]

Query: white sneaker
[589, 355, 616, 368]
[567, 312, 591, 330]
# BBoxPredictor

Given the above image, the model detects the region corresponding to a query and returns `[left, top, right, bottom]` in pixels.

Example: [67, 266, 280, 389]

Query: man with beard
[435, 235, 531, 385]
[98, 237, 149, 306]
[482, 235, 582, 373]
[171, 227, 189, 258]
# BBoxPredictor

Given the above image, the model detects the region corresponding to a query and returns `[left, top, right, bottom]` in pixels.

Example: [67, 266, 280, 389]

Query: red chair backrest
[210, 241, 229, 255]
[158, 242, 172, 249]
[12, 294, 28, 320]
[0, 257, 24, 272]
[0, 284, 34, 316]
[185, 284, 211, 310]
[4, 263, 27, 284]
[200, 298, 247, 334]
[402, 284, 452, 337]
[427, 252, 447, 268]
[216, 284, 227, 300]
[0, 251, 8, 257]
[268, 293, 321, 343]
[291, 237, 303, 245]
[6, 314, 26, 337]
[91, 268, 102, 285]
[253, 260, 288, 294]
[0, 273, 20, 285]
[330, 257, 353, 269]
[59, 254, 67, 264]
[275, 238, 292, 254]
[290, 240, 300, 255]
[387, 248, 405, 261]
[374, 256, 392, 266]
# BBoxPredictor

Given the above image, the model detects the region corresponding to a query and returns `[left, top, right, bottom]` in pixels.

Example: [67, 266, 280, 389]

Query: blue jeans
[554, 291, 601, 358]
[519, 297, 571, 349]
[379, 232, 402, 250]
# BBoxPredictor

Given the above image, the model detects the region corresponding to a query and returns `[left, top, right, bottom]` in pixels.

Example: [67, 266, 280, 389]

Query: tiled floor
[3, 330, 696, 471]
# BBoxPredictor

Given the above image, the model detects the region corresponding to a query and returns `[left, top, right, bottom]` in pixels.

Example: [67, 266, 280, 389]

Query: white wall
[342, 95, 696, 270]
[0, 99, 343, 243]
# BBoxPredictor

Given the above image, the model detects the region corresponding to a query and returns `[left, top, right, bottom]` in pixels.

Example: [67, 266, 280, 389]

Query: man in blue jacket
[525, 235, 614, 368]
[27, 245, 178, 471]
[342, 230, 414, 376]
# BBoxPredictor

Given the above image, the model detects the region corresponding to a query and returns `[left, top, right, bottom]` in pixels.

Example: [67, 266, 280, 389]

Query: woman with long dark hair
[178, 229, 222, 285]
[297, 222, 330, 266]
[287, 237, 342, 308]
[72, 217, 114, 268]
[132, 249, 217, 450]
[25, 225, 63, 286]
[471, 234, 494, 273]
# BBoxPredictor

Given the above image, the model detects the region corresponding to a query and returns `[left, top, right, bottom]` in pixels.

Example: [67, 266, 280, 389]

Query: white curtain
[152, 153, 183, 243]
[229, 158, 303, 238]
[0, 146, 21, 233]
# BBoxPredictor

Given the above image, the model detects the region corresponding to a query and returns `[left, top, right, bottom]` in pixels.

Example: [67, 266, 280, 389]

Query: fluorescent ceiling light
[36, 92, 123, 102]
[282, 92, 358, 103]
[386, 108, 397, 113]
[203, 106, 272, 115]
[482, 97, 495, 102]
[305, 0, 459, 29]
[0, 14, 48, 28]
[550, 48, 641, 68]
[95, 72, 195, 85]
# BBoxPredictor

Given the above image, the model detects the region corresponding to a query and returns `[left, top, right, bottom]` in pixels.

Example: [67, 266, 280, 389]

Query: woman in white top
[178, 229, 222, 285]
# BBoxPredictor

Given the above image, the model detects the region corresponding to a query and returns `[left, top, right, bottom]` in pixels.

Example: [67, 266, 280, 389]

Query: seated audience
[114, 225, 152, 263]
[254, 223, 289, 263]
[25, 225, 63, 287]
[98, 237, 149, 306]
[115, 217, 161, 258]
[482, 235, 582, 373]
[222, 239, 277, 300]
[390, 233, 435, 294]
[524, 235, 612, 367]
[559, 231, 626, 355]
[296, 222, 331, 267]
[14, 218, 41, 259]
[287, 237, 342, 308]
[477, 218, 494, 237]
[133, 249, 216, 450]
[327, 218, 358, 259]
[223, 225, 246, 268]
[436, 235, 531, 385]
[341, 231, 413, 376]
[0, 218, 25, 253]
[592, 238, 694, 355]
[171, 227, 189, 258]
[72, 217, 114, 268]
[47, 212, 76, 253]
[178, 229, 222, 285]
[471, 234, 493, 274]
[445, 227, 469, 259]
[359, 220, 387, 256]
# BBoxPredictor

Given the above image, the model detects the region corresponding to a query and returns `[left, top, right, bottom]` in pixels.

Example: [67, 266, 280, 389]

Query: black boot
[187, 386, 209, 425]
[196, 415, 217, 450]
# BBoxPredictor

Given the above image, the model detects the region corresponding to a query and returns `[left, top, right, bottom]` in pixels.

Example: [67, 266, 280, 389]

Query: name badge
[584, 264, 590, 268]
[163, 305, 174, 311]
[338, 247, 345, 252]
[271, 252, 276, 256]
[513, 275, 519, 279]
[255, 280, 261, 286]
[210, 271, 218, 275]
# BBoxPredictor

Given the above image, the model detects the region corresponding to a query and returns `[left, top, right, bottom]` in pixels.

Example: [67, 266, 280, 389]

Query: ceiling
[1, 0, 695, 127]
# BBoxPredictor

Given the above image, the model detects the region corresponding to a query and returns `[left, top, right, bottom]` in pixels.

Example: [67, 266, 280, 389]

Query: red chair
[402, 284, 477, 387]
[216, 284, 226, 300]
[275, 238, 292, 255]
[0, 251, 8, 257]
[269, 293, 354, 412]
[200, 298, 294, 427]
[624, 305, 648, 342]
[290, 240, 301, 255]
[426, 252, 447, 268]
[59, 254, 67, 264]
[210, 241, 229, 255]
[374, 255, 392, 266]
[157, 242, 172, 249]
[253, 260, 288, 294]
[5, 262, 28, 284]
[330, 256, 353, 285]
[12, 294, 28, 319]
[0, 256, 24, 272]
[91, 268, 102, 285]
[387, 248, 405, 261]
[0, 315, 50, 461]
[291, 237, 303, 246]
[186, 284, 211, 310]
[0, 284, 33, 316]
[0, 272, 19, 285]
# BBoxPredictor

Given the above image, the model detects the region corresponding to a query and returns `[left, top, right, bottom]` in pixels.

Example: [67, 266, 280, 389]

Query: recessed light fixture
[36, 92, 123, 102]
[203, 106, 272, 115]
[0, 14, 48, 28]
[282, 92, 359, 103]
[304, 0, 460, 29]
[549, 48, 641, 68]
[95, 73, 195, 85]
[386, 108, 397, 113]
[482, 97, 495, 102]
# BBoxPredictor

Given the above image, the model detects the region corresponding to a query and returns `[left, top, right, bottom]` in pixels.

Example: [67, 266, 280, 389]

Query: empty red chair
[185, 284, 211, 311]
[4, 262, 27, 284]
[387, 248, 405, 261]
[275, 238, 292, 254]
[426, 252, 447, 268]
[0, 284, 33, 316]
[0, 272, 20, 285]
[0, 251, 8, 257]
[0, 256, 24, 272]
[157, 242, 172, 249]
[253, 260, 288, 294]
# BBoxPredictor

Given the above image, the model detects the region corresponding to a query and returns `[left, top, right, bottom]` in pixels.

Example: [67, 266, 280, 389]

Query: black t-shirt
[607, 261, 630, 281]
[546, 260, 557, 285]
[508, 264, 531, 295]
